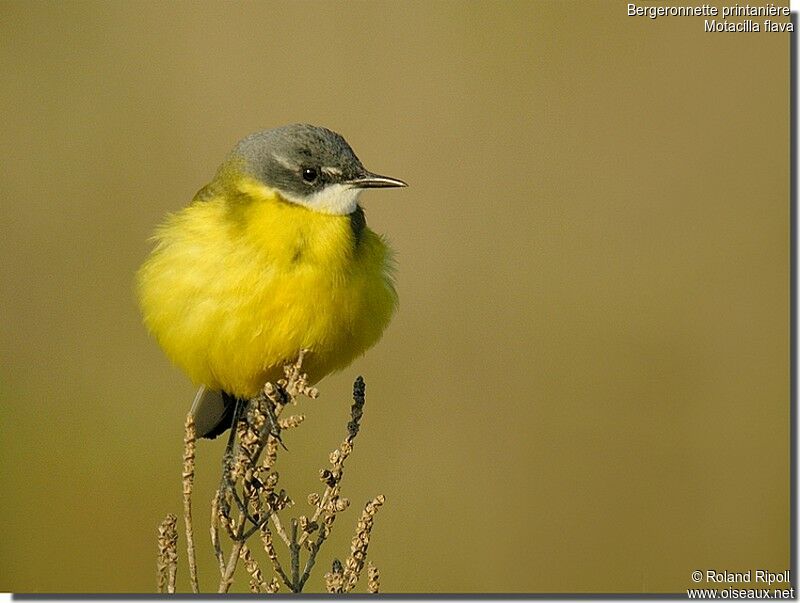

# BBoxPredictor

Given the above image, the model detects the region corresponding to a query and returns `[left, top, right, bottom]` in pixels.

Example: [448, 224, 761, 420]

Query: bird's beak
[347, 172, 407, 189]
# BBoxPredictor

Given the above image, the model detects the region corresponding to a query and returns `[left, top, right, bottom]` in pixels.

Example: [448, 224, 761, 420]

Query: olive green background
[0, 0, 791, 594]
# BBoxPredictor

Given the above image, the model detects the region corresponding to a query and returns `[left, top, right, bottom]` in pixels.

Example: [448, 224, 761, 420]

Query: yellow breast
[136, 178, 397, 398]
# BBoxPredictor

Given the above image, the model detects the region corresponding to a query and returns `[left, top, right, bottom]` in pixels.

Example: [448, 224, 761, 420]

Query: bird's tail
[190, 386, 239, 439]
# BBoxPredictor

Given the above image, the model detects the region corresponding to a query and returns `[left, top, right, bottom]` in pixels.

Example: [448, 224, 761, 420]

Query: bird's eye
[301, 167, 319, 183]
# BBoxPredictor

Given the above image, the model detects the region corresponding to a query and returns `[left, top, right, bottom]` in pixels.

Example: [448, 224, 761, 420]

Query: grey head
[228, 124, 406, 215]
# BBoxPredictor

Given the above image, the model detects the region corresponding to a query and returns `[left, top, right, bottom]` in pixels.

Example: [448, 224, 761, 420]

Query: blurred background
[0, 0, 791, 594]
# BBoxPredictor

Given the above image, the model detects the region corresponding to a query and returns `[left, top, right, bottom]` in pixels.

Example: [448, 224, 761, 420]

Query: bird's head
[222, 124, 406, 215]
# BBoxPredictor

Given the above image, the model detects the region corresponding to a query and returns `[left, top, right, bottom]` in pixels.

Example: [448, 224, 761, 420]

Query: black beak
[347, 172, 407, 189]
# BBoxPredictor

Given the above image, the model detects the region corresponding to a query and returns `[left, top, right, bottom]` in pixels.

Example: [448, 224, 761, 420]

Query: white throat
[281, 183, 362, 215]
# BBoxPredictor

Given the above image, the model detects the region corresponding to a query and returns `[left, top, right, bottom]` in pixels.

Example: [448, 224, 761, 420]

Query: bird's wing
[190, 386, 230, 439]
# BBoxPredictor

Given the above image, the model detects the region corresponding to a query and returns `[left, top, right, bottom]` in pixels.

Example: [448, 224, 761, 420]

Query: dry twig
[342, 495, 386, 592]
[210, 490, 225, 577]
[156, 514, 178, 594]
[324, 558, 345, 594]
[368, 562, 381, 594]
[156, 353, 387, 593]
[239, 543, 268, 593]
[182, 414, 199, 593]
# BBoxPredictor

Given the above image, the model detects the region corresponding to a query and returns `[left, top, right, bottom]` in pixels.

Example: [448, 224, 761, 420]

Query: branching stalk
[156, 354, 386, 593]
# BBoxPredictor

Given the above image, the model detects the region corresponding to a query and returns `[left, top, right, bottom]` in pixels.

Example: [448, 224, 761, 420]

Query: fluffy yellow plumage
[136, 125, 403, 436]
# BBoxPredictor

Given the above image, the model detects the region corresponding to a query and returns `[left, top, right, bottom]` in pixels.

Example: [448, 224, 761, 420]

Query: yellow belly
[136, 181, 397, 398]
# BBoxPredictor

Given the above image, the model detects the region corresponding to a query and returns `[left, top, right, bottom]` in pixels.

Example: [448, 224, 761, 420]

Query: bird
[136, 124, 405, 439]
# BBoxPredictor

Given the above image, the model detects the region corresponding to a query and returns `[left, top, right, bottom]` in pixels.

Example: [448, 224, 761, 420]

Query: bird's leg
[221, 397, 244, 477]
[262, 396, 287, 451]
[219, 395, 247, 516]
[218, 378, 299, 540]
[218, 396, 271, 537]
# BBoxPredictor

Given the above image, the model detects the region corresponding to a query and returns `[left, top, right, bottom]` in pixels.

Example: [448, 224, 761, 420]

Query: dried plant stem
[342, 495, 385, 592]
[239, 543, 268, 593]
[300, 488, 332, 546]
[260, 523, 292, 588]
[297, 520, 330, 591]
[210, 490, 225, 577]
[219, 540, 245, 593]
[325, 559, 345, 593]
[266, 577, 281, 593]
[156, 514, 178, 594]
[182, 414, 199, 593]
[157, 354, 386, 593]
[218, 513, 247, 593]
[271, 511, 291, 547]
[299, 377, 365, 547]
[367, 562, 380, 594]
[290, 519, 301, 591]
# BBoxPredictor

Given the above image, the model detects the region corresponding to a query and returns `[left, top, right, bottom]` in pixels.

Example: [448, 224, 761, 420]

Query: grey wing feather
[190, 386, 228, 439]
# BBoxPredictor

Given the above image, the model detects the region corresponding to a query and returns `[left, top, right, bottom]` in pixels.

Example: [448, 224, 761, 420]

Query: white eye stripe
[272, 153, 298, 171]
[321, 166, 342, 177]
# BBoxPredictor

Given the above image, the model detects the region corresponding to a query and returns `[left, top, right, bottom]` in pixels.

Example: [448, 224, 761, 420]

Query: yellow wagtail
[137, 124, 406, 438]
